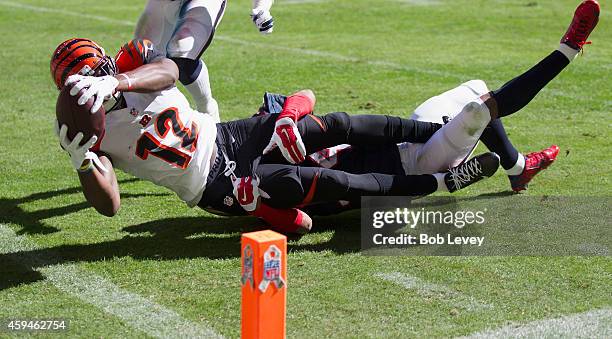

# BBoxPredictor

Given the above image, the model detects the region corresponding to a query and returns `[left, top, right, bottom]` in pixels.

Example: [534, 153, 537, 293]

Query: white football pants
[134, 0, 226, 60]
[398, 80, 492, 175]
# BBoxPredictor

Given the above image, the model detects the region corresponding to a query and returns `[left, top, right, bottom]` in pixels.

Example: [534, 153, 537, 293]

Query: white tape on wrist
[117, 73, 133, 90]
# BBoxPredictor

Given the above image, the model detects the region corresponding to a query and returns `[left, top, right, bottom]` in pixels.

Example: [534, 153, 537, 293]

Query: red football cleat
[561, 0, 600, 50]
[509, 145, 560, 192]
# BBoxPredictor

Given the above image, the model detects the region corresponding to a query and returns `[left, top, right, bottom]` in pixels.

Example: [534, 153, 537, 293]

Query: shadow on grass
[0, 178, 142, 235]
[0, 181, 363, 290]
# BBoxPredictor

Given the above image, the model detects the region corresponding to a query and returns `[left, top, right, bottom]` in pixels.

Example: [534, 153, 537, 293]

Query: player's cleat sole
[561, 0, 600, 50]
[445, 152, 500, 193]
[509, 145, 560, 192]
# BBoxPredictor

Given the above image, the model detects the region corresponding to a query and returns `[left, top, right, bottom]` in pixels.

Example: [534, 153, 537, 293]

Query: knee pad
[168, 6, 216, 59]
[167, 30, 196, 59]
[170, 57, 202, 85]
[458, 101, 490, 136]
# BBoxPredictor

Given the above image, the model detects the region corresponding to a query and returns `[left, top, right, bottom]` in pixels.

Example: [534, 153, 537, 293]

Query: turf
[0, 0, 610, 337]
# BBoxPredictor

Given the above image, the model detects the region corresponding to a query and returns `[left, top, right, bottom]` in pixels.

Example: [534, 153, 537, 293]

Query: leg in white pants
[134, 0, 226, 122]
[400, 80, 491, 174]
[134, 0, 182, 49]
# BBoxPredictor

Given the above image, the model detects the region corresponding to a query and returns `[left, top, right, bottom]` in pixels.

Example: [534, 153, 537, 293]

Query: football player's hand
[263, 117, 306, 164]
[65, 74, 119, 114]
[232, 176, 261, 212]
[251, 9, 274, 34]
[57, 124, 107, 173]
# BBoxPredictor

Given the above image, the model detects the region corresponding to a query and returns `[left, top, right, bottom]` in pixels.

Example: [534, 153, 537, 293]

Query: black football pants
[199, 112, 442, 215]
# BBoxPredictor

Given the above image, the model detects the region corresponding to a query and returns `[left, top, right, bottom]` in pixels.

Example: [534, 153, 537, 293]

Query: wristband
[117, 73, 133, 90]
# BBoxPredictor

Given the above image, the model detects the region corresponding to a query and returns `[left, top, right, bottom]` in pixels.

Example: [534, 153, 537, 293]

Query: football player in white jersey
[49, 0, 598, 234]
[301, 80, 558, 192]
[52, 38, 218, 214]
[262, 0, 599, 215]
[51, 37, 499, 234]
[133, 0, 275, 123]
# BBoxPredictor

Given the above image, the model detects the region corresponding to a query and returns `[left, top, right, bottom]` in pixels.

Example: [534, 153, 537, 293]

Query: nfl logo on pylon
[259, 244, 285, 292]
[264, 260, 280, 280]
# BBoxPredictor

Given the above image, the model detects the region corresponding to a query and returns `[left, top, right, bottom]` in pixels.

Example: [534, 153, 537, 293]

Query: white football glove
[57, 123, 107, 173]
[232, 176, 261, 212]
[251, 9, 274, 34]
[263, 117, 306, 164]
[65, 74, 119, 114]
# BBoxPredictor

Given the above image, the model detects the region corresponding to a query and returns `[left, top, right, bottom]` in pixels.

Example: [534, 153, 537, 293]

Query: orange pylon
[241, 230, 287, 339]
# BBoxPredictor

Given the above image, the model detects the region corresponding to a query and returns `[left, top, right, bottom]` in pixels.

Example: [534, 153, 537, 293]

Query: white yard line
[0, 224, 223, 338]
[0, 0, 135, 26]
[394, 0, 441, 5]
[459, 308, 612, 338]
[375, 272, 493, 311]
[281, 0, 330, 4]
[216, 36, 464, 80]
[0, 0, 593, 104]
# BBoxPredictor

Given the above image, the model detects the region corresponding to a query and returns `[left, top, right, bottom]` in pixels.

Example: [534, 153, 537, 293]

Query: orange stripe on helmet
[50, 38, 106, 89]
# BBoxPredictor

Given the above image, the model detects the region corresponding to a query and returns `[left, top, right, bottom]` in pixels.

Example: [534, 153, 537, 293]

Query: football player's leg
[134, 0, 181, 49]
[256, 164, 440, 210]
[410, 79, 530, 176]
[472, 119, 560, 193]
[480, 119, 521, 173]
[404, 80, 490, 174]
[434, 83, 527, 178]
[257, 152, 500, 210]
[410, 100, 491, 174]
[485, 51, 571, 119]
[168, 0, 227, 122]
[296, 113, 443, 154]
[484, 0, 599, 119]
[308, 144, 405, 175]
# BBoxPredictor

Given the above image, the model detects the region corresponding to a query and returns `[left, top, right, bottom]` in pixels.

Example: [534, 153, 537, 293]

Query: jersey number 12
[135, 107, 199, 169]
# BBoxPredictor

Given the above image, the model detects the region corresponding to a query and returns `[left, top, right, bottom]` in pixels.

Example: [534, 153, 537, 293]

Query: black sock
[492, 50, 569, 117]
[480, 119, 519, 170]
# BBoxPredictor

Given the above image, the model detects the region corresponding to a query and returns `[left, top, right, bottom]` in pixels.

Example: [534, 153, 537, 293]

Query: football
[55, 85, 105, 146]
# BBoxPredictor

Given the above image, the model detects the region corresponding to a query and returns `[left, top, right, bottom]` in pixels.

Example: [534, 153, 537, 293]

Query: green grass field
[0, 0, 610, 337]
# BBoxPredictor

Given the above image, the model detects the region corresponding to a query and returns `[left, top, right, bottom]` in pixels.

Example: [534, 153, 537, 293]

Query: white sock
[558, 43, 579, 62]
[505, 153, 525, 176]
[184, 61, 213, 113]
[252, 0, 274, 11]
[433, 173, 448, 192]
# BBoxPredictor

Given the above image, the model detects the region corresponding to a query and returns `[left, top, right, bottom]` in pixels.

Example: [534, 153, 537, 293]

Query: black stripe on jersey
[60, 53, 98, 86]
[122, 41, 135, 60]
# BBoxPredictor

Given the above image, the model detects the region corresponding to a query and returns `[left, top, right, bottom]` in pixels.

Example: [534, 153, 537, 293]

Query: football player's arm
[114, 39, 178, 93]
[77, 155, 121, 217]
[67, 39, 179, 113]
[262, 89, 316, 163]
[232, 175, 311, 234]
[251, 203, 312, 235]
[114, 57, 178, 93]
[280, 89, 316, 121]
